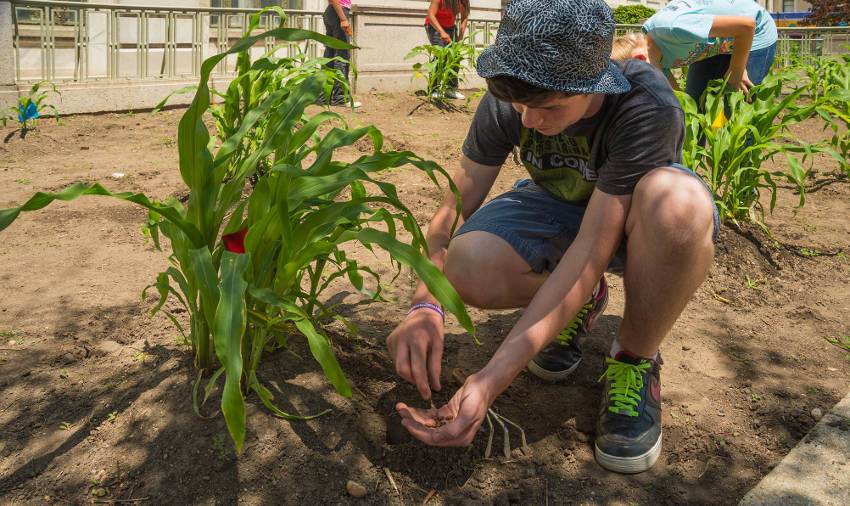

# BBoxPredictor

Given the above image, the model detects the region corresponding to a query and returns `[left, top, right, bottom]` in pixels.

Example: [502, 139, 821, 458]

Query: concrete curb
[739, 387, 850, 506]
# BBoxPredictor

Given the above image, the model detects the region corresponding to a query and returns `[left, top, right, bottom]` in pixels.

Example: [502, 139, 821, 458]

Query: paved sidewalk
[739, 388, 850, 506]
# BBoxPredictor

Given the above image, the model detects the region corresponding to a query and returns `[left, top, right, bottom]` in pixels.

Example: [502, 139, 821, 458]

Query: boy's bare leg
[595, 166, 715, 474]
[444, 231, 545, 309]
[617, 166, 716, 358]
[444, 167, 715, 358]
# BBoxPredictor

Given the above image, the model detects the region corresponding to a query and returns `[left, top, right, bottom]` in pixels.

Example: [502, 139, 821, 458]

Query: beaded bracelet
[407, 302, 445, 322]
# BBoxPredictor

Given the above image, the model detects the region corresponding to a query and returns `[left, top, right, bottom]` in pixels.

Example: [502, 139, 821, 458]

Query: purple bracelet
[407, 302, 445, 322]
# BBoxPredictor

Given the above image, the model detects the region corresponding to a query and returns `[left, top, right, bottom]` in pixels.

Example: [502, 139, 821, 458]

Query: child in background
[319, 0, 361, 108]
[611, 0, 777, 105]
[424, 0, 470, 99]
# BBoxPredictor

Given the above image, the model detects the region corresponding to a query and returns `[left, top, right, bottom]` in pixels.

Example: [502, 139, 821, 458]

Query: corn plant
[1, 80, 60, 131]
[815, 89, 850, 178]
[0, 8, 474, 454]
[154, 24, 351, 184]
[812, 49, 850, 178]
[406, 33, 479, 100]
[677, 71, 827, 229]
[785, 53, 840, 102]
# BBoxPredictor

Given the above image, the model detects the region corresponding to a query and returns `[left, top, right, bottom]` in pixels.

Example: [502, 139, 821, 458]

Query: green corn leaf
[247, 286, 351, 397]
[293, 318, 351, 397]
[0, 183, 203, 245]
[192, 368, 225, 418]
[143, 274, 188, 317]
[214, 252, 251, 454]
[250, 372, 330, 420]
[190, 247, 222, 332]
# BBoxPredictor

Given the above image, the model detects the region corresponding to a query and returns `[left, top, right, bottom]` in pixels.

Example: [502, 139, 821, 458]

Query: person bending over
[611, 0, 777, 103]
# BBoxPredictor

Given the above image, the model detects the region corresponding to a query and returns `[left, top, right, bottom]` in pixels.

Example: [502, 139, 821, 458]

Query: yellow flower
[711, 110, 728, 131]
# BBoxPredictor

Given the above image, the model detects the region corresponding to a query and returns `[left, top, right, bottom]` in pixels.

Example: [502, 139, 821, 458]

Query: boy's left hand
[395, 373, 491, 447]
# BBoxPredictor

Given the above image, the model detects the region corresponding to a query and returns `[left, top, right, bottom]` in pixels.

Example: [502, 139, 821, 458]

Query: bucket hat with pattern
[477, 0, 630, 95]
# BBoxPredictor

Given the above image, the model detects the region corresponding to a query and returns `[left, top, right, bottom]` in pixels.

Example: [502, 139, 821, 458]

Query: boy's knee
[633, 167, 715, 244]
[444, 231, 523, 308]
[444, 234, 487, 304]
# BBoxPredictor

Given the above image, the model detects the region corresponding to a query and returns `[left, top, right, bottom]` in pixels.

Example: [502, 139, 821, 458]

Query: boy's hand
[340, 19, 350, 33]
[395, 372, 490, 447]
[440, 31, 453, 43]
[387, 308, 445, 399]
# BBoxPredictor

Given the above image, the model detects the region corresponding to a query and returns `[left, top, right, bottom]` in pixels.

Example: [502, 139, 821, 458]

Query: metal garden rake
[451, 368, 530, 458]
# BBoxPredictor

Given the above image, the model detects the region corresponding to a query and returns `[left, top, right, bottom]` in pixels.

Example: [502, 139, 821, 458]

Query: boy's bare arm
[388, 154, 500, 399]
[398, 187, 631, 447]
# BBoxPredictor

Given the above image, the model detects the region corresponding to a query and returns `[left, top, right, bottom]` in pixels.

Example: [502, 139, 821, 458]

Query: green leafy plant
[0, 8, 474, 454]
[612, 5, 656, 25]
[786, 52, 842, 103]
[406, 33, 479, 100]
[824, 332, 850, 352]
[155, 25, 351, 183]
[745, 275, 765, 291]
[676, 72, 829, 230]
[2, 80, 60, 131]
[209, 434, 232, 460]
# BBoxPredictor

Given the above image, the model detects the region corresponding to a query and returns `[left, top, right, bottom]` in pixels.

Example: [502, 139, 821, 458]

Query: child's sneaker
[527, 276, 608, 381]
[594, 351, 662, 474]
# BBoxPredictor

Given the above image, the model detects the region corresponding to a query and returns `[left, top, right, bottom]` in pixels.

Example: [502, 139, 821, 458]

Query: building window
[782, 0, 795, 12]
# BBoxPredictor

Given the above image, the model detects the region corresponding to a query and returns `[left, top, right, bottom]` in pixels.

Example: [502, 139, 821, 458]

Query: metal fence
[10, 0, 850, 85]
[10, 0, 325, 82]
[614, 24, 850, 66]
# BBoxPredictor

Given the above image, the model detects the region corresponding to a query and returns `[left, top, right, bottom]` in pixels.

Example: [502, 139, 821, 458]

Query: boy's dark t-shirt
[462, 59, 685, 204]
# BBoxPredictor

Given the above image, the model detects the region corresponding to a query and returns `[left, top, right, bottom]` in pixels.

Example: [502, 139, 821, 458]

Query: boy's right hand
[440, 32, 452, 43]
[387, 307, 445, 400]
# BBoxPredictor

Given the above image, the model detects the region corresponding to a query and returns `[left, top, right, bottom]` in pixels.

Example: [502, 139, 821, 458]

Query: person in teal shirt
[612, 0, 777, 104]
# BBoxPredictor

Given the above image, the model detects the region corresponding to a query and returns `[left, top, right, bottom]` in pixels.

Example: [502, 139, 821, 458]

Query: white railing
[614, 24, 850, 66]
[10, 1, 850, 85]
[10, 0, 324, 83]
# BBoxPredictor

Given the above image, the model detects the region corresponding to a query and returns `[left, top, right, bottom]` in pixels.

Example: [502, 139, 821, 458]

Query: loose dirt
[0, 92, 848, 505]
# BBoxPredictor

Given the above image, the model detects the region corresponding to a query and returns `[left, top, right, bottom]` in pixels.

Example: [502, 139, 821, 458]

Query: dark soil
[0, 92, 848, 505]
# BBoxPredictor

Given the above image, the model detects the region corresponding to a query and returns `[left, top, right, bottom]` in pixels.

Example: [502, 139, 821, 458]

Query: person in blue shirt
[611, 0, 777, 104]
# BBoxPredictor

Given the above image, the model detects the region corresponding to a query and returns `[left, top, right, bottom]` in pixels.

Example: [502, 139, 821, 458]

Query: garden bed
[0, 92, 848, 505]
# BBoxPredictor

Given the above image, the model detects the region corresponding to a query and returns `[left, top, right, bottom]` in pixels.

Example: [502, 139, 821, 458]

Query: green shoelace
[555, 302, 592, 346]
[598, 357, 652, 417]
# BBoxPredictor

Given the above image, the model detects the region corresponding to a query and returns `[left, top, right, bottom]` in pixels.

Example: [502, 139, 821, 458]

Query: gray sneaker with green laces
[594, 351, 662, 474]
[526, 276, 608, 381]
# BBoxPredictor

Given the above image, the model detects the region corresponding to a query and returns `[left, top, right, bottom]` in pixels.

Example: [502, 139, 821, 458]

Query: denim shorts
[453, 164, 720, 274]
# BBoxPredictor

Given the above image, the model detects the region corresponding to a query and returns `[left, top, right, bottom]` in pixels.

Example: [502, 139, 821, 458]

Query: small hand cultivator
[452, 368, 530, 458]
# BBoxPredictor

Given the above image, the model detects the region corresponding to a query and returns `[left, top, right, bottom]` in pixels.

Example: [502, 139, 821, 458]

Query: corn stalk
[0, 7, 474, 454]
